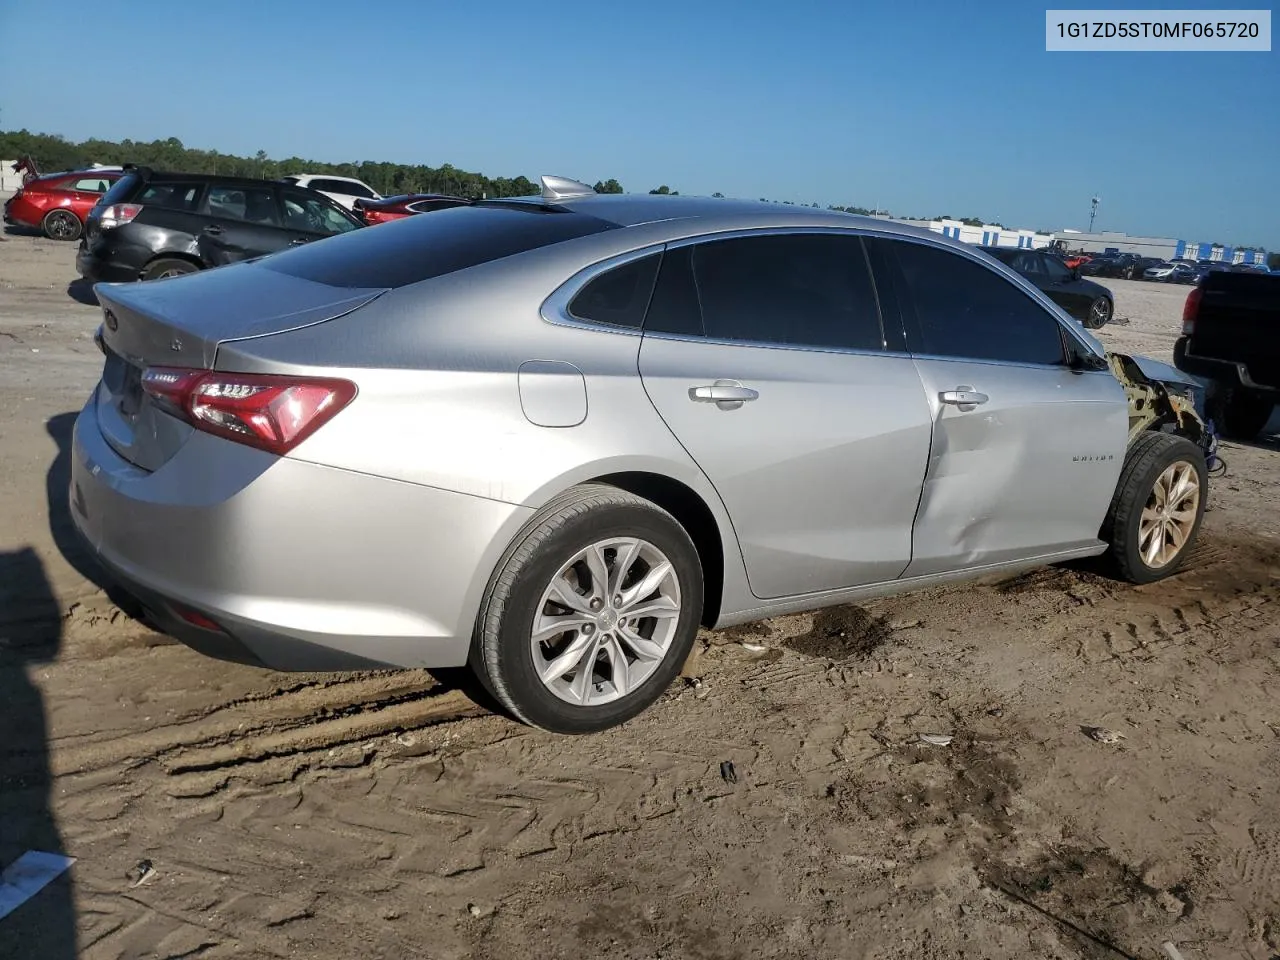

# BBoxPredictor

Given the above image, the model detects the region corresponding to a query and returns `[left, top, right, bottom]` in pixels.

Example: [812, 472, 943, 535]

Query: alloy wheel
[1138, 461, 1201, 569]
[531, 537, 682, 706]
[1090, 298, 1111, 326]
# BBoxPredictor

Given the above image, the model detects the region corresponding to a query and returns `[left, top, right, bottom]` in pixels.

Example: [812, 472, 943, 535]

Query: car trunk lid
[93, 263, 387, 471]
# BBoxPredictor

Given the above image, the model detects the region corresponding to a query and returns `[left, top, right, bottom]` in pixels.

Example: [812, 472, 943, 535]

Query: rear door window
[310, 178, 376, 199]
[643, 233, 884, 352]
[205, 185, 282, 226]
[69, 177, 114, 193]
[137, 182, 203, 211]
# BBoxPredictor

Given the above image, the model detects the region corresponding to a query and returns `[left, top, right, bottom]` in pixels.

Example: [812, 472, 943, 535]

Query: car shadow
[2, 224, 42, 239]
[45, 413, 146, 621]
[0, 546, 78, 959]
[66, 280, 98, 307]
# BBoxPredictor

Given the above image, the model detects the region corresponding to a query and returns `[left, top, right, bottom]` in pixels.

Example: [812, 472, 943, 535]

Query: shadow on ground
[0, 547, 78, 959]
[66, 280, 97, 307]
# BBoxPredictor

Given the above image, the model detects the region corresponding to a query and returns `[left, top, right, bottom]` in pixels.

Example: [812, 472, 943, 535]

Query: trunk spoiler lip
[92, 271, 391, 370]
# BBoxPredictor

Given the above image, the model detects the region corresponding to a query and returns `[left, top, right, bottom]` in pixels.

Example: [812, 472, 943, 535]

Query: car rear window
[100, 171, 142, 206]
[259, 203, 620, 288]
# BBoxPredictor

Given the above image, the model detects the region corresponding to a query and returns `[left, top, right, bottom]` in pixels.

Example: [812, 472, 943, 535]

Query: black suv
[76, 166, 363, 283]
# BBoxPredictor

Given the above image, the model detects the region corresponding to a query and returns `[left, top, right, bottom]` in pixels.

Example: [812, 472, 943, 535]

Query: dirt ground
[1, 221, 1278, 960]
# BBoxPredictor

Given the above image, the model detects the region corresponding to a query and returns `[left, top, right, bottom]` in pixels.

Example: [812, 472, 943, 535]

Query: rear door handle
[689, 380, 759, 409]
[289, 237, 310, 246]
[203, 225, 224, 235]
[939, 388, 989, 407]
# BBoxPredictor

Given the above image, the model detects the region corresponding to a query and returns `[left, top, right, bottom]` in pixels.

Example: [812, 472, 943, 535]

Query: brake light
[1181, 286, 1202, 335]
[99, 203, 142, 230]
[140, 367, 357, 455]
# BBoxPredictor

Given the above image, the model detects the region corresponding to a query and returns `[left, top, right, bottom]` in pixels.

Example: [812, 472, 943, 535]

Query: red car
[3, 167, 123, 241]
[353, 193, 470, 225]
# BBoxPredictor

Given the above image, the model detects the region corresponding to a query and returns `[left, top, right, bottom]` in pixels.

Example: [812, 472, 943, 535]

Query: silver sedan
[70, 177, 1215, 733]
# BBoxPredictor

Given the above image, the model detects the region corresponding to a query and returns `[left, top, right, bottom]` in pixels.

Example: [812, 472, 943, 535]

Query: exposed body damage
[1108, 352, 1220, 470]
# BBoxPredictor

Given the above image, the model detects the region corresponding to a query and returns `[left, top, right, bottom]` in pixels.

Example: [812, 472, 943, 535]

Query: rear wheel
[1084, 296, 1112, 329]
[1208, 386, 1274, 441]
[471, 484, 704, 734]
[1102, 432, 1206, 584]
[41, 209, 82, 241]
[142, 258, 199, 281]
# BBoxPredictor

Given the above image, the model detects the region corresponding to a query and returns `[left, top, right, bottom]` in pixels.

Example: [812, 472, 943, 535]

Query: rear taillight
[140, 367, 357, 455]
[1181, 286, 1202, 335]
[99, 203, 142, 230]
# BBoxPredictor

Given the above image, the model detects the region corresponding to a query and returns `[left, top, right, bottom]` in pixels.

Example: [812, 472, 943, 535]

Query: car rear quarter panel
[212, 231, 755, 624]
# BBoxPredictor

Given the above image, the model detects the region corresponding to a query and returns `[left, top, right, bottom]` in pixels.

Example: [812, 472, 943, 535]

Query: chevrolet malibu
[71, 178, 1215, 734]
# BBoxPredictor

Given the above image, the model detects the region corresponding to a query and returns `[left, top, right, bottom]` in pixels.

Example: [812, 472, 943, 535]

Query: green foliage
[0, 128, 571, 200]
[593, 179, 624, 194]
[648, 185, 672, 195]
[1268, 252, 1280, 269]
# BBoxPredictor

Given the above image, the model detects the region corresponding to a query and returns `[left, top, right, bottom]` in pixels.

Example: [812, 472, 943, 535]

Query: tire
[1208, 385, 1274, 441]
[41, 209, 82, 242]
[1101, 432, 1207, 584]
[471, 483, 704, 734]
[1084, 296, 1112, 329]
[141, 258, 199, 282]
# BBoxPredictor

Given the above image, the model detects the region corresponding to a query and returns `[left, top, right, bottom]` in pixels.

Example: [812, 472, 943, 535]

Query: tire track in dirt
[45, 675, 485, 780]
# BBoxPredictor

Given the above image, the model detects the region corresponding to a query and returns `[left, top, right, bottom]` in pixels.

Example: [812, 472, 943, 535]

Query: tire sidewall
[143, 259, 198, 281]
[490, 502, 703, 734]
[1115, 438, 1207, 584]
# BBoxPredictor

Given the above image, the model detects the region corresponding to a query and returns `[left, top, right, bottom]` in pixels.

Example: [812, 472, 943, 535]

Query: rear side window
[568, 254, 661, 329]
[883, 239, 1067, 366]
[206, 185, 282, 226]
[137, 182, 202, 212]
[260, 204, 619, 288]
[310, 178, 376, 198]
[643, 233, 884, 352]
[68, 177, 114, 192]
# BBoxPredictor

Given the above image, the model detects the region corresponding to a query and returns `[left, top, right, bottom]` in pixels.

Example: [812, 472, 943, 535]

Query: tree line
[4, 128, 1269, 260]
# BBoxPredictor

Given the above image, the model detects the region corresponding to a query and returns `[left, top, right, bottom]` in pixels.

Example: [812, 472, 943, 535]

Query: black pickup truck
[1174, 269, 1280, 440]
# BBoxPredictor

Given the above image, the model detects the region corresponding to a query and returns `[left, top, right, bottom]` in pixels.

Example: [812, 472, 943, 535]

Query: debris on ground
[917, 733, 953, 747]
[1084, 726, 1126, 744]
[719, 760, 738, 784]
[128, 859, 158, 888]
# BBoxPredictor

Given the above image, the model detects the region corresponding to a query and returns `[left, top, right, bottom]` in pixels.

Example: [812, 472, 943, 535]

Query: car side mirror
[1067, 342, 1109, 372]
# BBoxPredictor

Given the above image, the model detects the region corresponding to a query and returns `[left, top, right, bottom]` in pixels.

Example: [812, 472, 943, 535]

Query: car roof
[486, 192, 951, 247]
[126, 167, 310, 189]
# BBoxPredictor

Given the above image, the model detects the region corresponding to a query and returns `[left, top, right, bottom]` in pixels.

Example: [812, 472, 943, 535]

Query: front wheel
[471, 484, 704, 734]
[1102, 432, 1207, 584]
[41, 209, 82, 241]
[1084, 296, 1112, 329]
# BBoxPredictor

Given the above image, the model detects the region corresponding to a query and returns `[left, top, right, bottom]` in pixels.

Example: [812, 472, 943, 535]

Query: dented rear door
[867, 236, 1128, 578]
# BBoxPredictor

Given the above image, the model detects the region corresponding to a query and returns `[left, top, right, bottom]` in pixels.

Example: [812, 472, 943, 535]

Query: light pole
[1089, 195, 1100, 232]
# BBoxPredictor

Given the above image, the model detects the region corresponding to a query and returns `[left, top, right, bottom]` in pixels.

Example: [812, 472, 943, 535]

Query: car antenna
[540, 176, 597, 201]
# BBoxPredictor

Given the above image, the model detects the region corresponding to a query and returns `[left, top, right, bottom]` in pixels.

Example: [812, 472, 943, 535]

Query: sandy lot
[1, 223, 1278, 960]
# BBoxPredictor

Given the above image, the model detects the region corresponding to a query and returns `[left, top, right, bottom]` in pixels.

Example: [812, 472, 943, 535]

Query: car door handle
[202, 225, 223, 235]
[939, 388, 989, 407]
[690, 383, 759, 403]
[289, 237, 310, 246]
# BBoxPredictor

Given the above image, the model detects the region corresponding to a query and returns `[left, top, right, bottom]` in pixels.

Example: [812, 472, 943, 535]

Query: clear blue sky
[1, 0, 1276, 246]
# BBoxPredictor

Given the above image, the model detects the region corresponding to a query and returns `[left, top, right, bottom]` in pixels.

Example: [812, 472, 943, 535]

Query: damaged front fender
[1108, 352, 1219, 469]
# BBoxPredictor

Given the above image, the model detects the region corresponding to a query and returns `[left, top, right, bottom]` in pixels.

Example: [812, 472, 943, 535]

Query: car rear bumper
[1173, 337, 1280, 394]
[76, 242, 145, 284]
[68, 393, 533, 671]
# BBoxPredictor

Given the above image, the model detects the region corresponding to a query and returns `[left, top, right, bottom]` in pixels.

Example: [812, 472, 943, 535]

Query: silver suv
[71, 177, 1214, 733]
